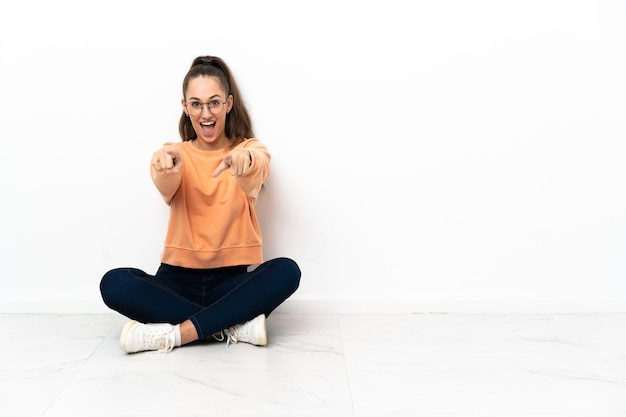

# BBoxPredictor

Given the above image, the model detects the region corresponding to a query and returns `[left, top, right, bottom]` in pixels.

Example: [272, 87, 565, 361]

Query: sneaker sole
[257, 315, 267, 346]
[119, 320, 138, 353]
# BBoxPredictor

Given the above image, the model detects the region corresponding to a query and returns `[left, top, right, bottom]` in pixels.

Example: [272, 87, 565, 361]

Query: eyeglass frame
[184, 98, 229, 116]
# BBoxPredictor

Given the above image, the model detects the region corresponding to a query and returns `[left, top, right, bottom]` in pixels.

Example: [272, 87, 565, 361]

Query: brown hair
[178, 56, 254, 144]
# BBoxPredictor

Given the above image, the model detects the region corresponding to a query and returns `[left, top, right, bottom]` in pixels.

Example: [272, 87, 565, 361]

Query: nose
[200, 103, 212, 117]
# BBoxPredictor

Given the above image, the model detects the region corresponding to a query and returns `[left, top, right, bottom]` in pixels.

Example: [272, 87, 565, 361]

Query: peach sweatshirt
[150, 138, 270, 269]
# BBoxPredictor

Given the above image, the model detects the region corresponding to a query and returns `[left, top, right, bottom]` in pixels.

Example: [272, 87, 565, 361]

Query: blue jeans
[100, 257, 301, 340]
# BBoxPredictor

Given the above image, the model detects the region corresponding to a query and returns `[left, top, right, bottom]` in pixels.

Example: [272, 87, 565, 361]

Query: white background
[0, 0, 625, 313]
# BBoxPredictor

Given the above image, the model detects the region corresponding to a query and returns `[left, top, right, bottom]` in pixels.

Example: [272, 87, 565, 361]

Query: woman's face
[182, 75, 233, 151]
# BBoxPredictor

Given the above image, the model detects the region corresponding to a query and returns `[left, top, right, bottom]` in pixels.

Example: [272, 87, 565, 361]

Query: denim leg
[100, 267, 202, 325]
[189, 257, 301, 339]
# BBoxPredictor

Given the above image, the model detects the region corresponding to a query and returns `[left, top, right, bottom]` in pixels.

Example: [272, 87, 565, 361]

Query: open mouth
[200, 121, 215, 136]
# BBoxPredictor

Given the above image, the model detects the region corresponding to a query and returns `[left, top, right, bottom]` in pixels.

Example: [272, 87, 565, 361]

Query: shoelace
[212, 326, 244, 347]
[212, 331, 226, 343]
[157, 334, 174, 354]
[143, 327, 174, 354]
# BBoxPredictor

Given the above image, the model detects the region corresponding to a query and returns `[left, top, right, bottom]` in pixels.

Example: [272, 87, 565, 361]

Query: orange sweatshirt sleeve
[235, 138, 271, 202]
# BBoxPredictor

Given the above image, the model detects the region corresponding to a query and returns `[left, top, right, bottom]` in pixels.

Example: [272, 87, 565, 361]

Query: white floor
[1, 313, 626, 417]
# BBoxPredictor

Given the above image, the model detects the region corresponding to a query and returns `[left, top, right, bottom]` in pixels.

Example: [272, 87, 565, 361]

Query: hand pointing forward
[212, 149, 252, 177]
[151, 145, 182, 175]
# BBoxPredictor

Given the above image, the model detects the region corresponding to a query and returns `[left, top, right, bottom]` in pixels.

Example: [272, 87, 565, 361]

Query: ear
[181, 98, 188, 116]
[226, 95, 234, 113]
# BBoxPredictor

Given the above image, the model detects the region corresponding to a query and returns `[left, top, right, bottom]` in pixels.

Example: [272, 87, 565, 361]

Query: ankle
[180, 320, 199, 345]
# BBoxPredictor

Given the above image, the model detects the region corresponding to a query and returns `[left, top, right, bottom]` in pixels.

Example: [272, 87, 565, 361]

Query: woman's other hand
[151, 145, 182, 175]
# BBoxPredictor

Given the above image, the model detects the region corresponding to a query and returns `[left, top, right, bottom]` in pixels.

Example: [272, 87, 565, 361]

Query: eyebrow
[187, 94, 223, 101]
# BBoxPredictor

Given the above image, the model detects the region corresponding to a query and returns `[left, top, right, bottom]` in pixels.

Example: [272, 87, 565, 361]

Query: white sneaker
[213, 314, 267, 346]
[119, 320, 176, 353]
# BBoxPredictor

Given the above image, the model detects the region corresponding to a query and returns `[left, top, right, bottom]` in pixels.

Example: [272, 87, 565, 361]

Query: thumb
[213, 153, 233, 177]
[212, 160, 230, 177]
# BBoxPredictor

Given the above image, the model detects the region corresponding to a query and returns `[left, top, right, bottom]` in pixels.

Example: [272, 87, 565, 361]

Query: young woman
[100, 56, 301, 353]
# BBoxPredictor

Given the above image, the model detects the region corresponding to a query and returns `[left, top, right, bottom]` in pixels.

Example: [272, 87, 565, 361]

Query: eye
[209, 100, 221, 107]
[189, 102, 202, 109]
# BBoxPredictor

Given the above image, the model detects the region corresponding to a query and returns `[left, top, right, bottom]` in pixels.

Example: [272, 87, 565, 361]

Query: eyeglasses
[185, 99, 227, 116]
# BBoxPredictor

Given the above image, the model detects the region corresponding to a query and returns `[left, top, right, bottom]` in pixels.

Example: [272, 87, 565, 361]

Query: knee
[273, 257, 301, 294]
[99, 268, 127, 309]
